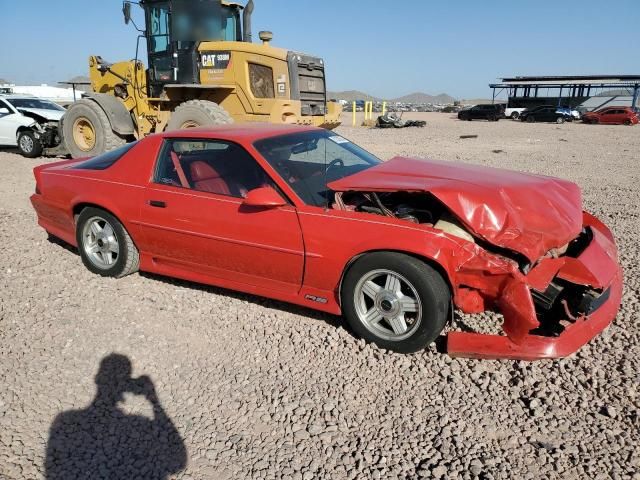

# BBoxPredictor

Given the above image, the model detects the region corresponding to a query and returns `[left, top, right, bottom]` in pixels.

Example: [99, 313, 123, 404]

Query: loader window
[149, 5, 170, 53]
[249, 64, 275, 99]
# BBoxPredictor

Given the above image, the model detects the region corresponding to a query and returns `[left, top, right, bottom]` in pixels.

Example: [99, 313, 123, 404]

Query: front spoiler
[447, 213, 623, 360]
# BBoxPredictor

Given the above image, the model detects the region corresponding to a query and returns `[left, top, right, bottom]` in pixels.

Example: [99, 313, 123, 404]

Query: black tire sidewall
[62, 101, 117, 158]
[341, 253, 450, 354]
[76, 207, 130, 277]
[17, 131, 42, 158]
[166, 100, 232, 131]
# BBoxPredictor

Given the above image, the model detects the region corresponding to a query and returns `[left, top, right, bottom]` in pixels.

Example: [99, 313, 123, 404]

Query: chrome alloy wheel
[19, 134, 34, 153]
[353, 269, 422, 341]
[81, 216, 119, 269]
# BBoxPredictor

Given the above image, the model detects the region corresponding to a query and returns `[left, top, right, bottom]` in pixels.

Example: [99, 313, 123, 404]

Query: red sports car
[30, 125, 622, 360]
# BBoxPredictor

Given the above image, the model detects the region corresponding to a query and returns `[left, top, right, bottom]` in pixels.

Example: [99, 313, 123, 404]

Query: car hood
[329, 157, 583, 262]
[18, 108, 64, 121]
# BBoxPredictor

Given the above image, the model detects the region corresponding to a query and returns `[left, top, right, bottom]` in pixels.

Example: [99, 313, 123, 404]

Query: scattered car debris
[376, 113, 426, 128]
[460, 134, 478, 139]
[492, 149, 504, 153]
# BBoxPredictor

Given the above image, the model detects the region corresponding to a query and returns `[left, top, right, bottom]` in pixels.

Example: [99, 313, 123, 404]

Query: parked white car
[0, 95, 64, 157]
[504, 107, 526, 120]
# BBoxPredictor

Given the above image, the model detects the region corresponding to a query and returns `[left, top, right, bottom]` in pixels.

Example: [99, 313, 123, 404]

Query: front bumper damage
[447, 212, 622, 360]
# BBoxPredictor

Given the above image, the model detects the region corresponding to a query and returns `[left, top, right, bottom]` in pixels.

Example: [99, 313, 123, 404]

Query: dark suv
[519, 105, 572, 124]
[457, 104, 503, 121]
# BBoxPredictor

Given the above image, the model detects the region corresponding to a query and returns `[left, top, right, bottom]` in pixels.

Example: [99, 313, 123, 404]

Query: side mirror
[242, 187, 286, 208]
[0, 107, 9, 115]
[123, 2, 132, 25]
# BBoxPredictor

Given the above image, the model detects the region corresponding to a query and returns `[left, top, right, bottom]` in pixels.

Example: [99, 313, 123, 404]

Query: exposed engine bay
[334, 191, 475, 243]
[19, 109, 62, 149]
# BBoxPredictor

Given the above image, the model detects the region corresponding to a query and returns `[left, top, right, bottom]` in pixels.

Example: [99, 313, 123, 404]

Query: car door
[0, 99, 23, 145]
[599, 109, 615, 124]
[542, 108, 556, 122]
[137, 137, 305, 294]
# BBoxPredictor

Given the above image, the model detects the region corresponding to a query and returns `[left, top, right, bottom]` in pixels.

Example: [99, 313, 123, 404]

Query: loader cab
[138, 0, 244, 97]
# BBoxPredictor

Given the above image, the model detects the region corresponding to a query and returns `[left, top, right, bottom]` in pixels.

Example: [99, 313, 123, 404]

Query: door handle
[148, 200, 166, 208]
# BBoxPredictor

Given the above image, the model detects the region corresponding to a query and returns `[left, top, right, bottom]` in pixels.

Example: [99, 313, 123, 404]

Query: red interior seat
[189, 161, 231, 196]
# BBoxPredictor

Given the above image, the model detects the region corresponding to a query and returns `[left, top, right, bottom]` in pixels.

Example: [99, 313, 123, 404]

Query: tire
[341, 252, 450, 354]
[62, 99, 127, 159]
[76, 207, 139, 278]
[526, 115, 535, 123]
[166, 99, 233, 131]
[556, 116, 565, 124]
[624, 119, 632, 126]
[510, 111, 519, 120]
[17, 130, 43, 158]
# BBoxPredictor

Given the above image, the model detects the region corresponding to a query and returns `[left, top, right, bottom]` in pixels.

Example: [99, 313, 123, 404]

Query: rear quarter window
[74, 142, 138, 170]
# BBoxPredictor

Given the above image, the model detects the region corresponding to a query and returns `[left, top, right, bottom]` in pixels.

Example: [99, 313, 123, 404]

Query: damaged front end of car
[447, 212, 622, 360]
[19, 109, 62, 150]
[329, 157, 623, 360]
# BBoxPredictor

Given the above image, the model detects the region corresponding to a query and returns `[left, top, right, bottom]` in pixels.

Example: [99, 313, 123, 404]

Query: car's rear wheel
[526, 115, 535, 123]
[556, 116, 565, 124]
[510, 111, 519, 120]
[341, 252, 449, 354]
[17, 130, 43, 158]
[76, 207, 139, 278]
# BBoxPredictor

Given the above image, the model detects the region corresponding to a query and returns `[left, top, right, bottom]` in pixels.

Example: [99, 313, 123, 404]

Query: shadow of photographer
[45, 354, 187, 480]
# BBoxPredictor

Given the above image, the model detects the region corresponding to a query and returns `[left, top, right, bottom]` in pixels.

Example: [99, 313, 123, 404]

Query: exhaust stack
[243, 0, 254, 42]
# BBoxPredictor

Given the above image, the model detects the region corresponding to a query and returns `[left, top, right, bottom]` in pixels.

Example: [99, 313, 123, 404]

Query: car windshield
[254, 130, 381, 207]
[6, 98, 65, 111]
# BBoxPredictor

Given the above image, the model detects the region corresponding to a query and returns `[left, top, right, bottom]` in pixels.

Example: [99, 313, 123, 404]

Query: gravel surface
[1, 113, 639, 479]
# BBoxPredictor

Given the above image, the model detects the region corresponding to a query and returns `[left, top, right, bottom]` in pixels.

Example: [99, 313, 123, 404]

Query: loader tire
[62, 99, 127, 159]
[166, 100, 233, 131]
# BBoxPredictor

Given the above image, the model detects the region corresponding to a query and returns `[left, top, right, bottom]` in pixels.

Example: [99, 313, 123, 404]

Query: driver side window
[0, 100, 13, 117]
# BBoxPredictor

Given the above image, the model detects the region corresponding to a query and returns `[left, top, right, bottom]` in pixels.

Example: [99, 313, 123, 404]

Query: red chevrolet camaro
[30, 125, 622, 359]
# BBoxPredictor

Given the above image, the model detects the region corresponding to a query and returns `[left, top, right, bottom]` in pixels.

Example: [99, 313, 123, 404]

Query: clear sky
[1, 0, 638, 99]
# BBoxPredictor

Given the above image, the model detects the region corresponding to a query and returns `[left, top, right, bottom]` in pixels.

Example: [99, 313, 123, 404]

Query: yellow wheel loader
[62, 0, 342, 158]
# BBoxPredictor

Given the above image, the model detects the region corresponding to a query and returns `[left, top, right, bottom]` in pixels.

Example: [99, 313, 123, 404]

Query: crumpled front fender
[447, 212, 622, 360]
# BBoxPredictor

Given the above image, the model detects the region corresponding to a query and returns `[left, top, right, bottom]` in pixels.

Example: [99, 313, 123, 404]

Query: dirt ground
[1, 113, 639, 479]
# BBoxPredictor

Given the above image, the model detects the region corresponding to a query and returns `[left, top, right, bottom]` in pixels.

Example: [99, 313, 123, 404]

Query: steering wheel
[326, 158, 344, 172]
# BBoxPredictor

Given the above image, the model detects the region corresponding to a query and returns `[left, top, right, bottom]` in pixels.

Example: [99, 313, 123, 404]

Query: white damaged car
[0, 95, 64, 157]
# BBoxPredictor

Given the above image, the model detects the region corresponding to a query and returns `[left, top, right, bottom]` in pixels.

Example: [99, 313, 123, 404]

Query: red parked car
[582, 106, 639, 125]
[30, 125, 622, 360]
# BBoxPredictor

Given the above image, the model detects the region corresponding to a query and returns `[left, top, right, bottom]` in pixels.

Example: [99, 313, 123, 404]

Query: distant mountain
[327, 90, 382, 102]
[328, 90, 457, 104]
[391, 92, 456, 104]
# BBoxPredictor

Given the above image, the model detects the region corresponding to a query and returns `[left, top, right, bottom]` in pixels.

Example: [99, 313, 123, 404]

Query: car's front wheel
[510, 111, 519, 120]
[76, 207, 139, 278]
[17, 130, 43, 158]
[556, 116, 565, 124]
[526, 115, 535, 123]
[341, 252, 450, 353]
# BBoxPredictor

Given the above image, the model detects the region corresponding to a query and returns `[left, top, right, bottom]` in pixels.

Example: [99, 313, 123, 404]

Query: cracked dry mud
[1, 113, 639, 479]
